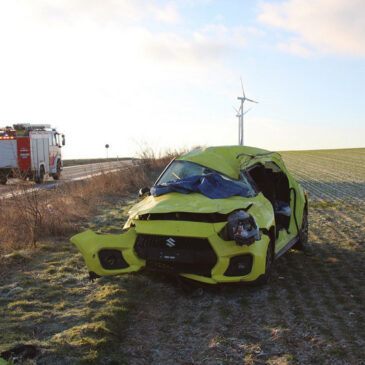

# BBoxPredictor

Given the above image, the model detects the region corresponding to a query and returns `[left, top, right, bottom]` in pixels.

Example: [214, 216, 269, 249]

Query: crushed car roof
[177, 146, 281, 179]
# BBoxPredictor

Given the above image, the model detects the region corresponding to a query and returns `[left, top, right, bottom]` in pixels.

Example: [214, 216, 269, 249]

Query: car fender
[71, 228, 144, 276]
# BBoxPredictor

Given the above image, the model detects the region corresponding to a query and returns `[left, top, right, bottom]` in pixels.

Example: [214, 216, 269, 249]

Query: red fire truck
[0, 124, 65, 185]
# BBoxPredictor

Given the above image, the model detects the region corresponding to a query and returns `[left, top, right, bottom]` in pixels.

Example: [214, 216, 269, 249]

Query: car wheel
[0, 175, 7, 185]
[294, 209, 308, 251]
[254, 241, 274, 286]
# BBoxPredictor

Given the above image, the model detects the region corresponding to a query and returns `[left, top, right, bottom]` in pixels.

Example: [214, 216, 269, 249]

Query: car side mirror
[62, 135, 66, 146]
[138, 187, 150, 199]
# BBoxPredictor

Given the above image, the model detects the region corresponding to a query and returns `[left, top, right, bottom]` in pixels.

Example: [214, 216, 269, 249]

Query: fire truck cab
[0, 124, 65, 185]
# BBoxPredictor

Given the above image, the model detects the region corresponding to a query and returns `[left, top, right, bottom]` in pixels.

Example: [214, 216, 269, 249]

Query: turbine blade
[240, 77, 245, 97]
[244, 107, 252, 115]
[232, 106, 239, 113]
[246, 98, 259, 103]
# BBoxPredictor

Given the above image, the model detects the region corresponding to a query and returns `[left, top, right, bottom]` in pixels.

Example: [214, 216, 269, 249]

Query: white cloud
[197, 24, 247, 47]
[0, 1, 243, 158]
[277, 38, 313, 57]
[143, 31, 232, 67]
[6, 0, 180, 25]
[143, 23, 254, 67]
[259, 0, 365, 57]
[0, 1, 244, 70]
[150, 2, 180, 24]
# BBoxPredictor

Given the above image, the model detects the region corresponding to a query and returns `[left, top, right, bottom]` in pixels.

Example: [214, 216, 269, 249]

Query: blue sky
[0, 0, 364, 158]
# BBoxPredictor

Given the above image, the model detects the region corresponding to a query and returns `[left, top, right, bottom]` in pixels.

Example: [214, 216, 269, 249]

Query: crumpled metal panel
[128, 191, 268, 217]
[176, 145, 273, 179]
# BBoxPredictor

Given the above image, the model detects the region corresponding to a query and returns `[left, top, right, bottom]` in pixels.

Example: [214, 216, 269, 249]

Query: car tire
[294, 209, 308, 251]
[0, 175, 7, 185]
[254, 241, 274, 286]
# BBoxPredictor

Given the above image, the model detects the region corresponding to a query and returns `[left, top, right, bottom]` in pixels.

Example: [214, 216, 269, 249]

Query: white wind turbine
[236, 78, 258, 146]
[233, 105, 252, 146]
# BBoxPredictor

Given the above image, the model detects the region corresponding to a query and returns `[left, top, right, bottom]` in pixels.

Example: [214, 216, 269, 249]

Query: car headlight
[227, 210, 260, 246]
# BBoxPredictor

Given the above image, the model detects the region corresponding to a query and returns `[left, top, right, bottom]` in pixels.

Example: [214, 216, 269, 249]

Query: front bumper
[71, 220, 270, 284]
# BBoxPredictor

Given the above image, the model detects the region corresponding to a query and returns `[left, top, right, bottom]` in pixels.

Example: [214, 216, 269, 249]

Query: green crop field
[0, 148, 364, 364]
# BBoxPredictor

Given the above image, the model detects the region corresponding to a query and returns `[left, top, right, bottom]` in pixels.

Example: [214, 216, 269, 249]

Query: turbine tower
[233, 105, 252, 146]
[233, 105, 242, 146]
[237, 78, 258, 146]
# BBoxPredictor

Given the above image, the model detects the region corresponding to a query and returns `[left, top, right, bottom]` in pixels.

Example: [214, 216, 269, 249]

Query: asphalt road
[61, 160, 132, 181]
[0, 160, 132, 198]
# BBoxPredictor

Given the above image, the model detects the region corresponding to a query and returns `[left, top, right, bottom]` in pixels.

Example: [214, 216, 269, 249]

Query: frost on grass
[0, 148, 364, 364]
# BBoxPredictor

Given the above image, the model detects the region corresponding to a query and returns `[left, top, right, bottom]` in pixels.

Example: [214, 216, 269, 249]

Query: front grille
[135, 234, 217, 277]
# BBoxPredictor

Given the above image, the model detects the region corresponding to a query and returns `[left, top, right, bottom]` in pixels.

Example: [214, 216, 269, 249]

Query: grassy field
[0, 148, 364, 364]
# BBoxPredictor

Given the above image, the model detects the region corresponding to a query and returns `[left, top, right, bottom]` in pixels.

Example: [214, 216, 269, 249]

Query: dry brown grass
[0, 151, 177, 255]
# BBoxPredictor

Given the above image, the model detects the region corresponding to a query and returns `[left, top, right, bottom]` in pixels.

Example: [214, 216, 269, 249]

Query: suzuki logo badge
[166, 237, 176, 248]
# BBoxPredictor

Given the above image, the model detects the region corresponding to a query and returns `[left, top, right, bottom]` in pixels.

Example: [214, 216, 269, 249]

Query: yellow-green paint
[71, 229, 145, 277]
[126, 191, 273, 224]
[71, 222, 270, 283]
[71, 145, 306, 284]
[177, 145, 271, 179]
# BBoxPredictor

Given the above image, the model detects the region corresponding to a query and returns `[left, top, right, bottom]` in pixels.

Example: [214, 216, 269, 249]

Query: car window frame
[243, 161, 290, 196]
[242, 163, 264, 194]
[240, 168, 260, 196]
[155, 159, 257, 196]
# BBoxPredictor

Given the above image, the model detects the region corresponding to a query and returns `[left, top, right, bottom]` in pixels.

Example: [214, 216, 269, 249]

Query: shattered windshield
[157, 160, 256, 197]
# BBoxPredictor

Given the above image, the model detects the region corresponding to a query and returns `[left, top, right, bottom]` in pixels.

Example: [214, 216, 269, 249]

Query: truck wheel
[35, 166, 45, 184]
[0, 175, 7, 185]
[52, 161, 61, 180]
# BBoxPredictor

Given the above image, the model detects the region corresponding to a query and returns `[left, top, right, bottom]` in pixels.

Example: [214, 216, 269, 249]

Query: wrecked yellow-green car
[71, 146, 308, 284]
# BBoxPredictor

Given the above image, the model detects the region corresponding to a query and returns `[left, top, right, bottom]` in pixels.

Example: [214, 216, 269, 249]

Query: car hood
[129, 192, 264, 217]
